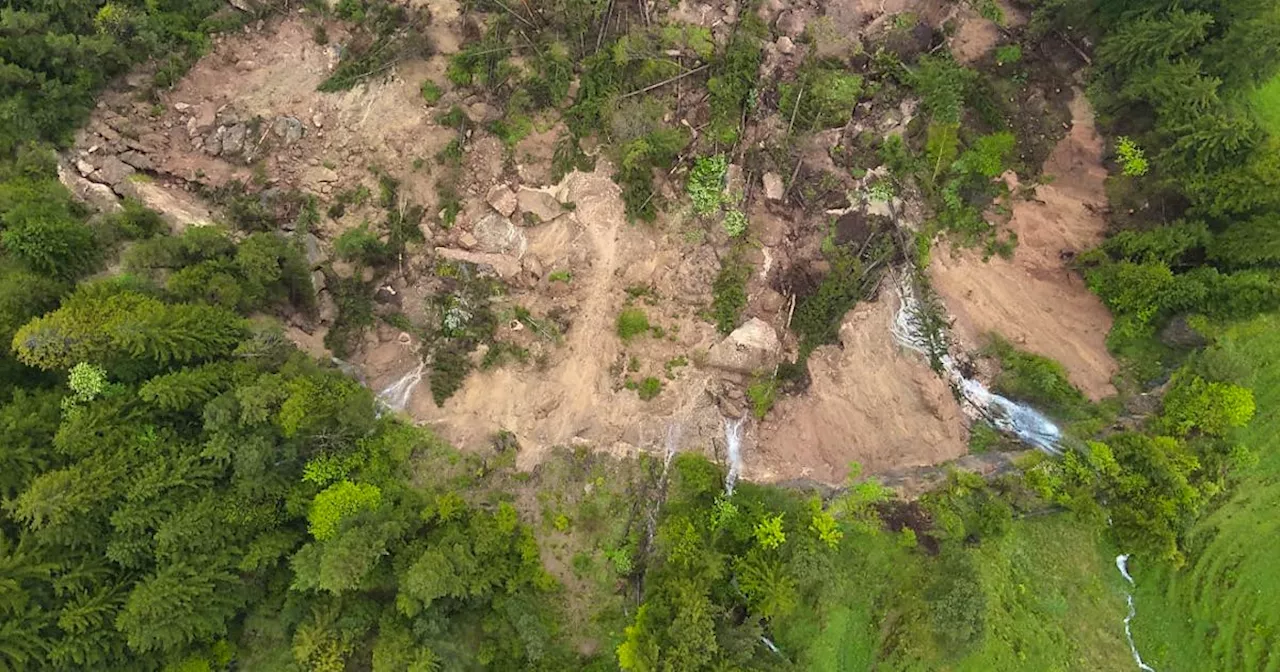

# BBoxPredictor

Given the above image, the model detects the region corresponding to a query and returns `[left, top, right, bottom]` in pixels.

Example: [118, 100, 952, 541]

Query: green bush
[634, 376, 662, 401]
[779, 65, 863, 130]
[711, 255, 750, 334]
[420, 80, 443, 104]
[687, 154, 728, 215]
[984, 335, 1091, 419]
[706, 16, 766, 144]
[746, 377, 777, 419]
[722, 210, 748, 237]
[334, 223, 391, 267]
[616, 308, 650, 341]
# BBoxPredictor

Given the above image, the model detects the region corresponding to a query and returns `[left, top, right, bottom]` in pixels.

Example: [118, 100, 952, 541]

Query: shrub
[994, 44, 1022, 65]
[334, 223, 391, 266]
[635, 376, 662, 401]
[1115, 136, 1149, 176]
[420, 80, 443, 104]
[687, 154, 728, 215]
[984, 334, 1091, 418]
[779, 66, 863, 130]
[711, 256, 750, 334]
[723, 210, 748, 237]
[908, 55, 976, 125]
[429, 345, 471, 406]
[616, 308, 650, 341]
[1160, 372, 1255, 437]
[746, 377, 777, 419]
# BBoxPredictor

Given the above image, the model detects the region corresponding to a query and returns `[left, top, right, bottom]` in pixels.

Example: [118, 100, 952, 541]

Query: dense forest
[0, 0, 1278, 670]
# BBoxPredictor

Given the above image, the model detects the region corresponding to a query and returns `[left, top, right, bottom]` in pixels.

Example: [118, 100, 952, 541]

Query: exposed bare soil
[929, 91, 1119, 400]
[61, 0, 1117, 487]
[751, 291, 968, 484]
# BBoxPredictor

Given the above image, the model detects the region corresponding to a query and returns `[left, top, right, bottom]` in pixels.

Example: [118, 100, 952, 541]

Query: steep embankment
[929, 92, 1119, 401]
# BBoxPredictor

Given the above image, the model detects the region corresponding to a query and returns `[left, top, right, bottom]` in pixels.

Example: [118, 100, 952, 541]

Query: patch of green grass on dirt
[1251, 74, 1280, 136]
[1131, 313, 1280, 672]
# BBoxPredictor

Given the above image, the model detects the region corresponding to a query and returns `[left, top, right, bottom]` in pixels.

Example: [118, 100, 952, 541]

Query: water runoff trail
[892, 270, 1156, 670]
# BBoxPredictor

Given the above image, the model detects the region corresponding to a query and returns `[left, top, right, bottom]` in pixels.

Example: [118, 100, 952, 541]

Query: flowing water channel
[375, 362, 426, 412]
[890, 272, 1064, 455]
[1116, 555, 1157, 671]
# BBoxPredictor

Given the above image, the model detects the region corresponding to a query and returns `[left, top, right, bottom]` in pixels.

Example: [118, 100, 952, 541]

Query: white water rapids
[890, 273, 1064, 455]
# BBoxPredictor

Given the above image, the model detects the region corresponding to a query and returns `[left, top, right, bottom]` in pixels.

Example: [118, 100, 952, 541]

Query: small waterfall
[376, 362, 426, 412]
[892, 273, 1063, 455]
[723, 417, 746, 495]
[1116, 555, 1157, 671]
[760, 636, 783, 656]
[644, 423, 685, 551]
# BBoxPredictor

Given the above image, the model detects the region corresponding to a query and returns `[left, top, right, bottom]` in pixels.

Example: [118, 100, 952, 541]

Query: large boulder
[116, 181, 215, 231]
[472, 212, 527, 256]
[516, 187, 563, 224]
[95, 155, 136, 189]
[707, 318, 781, 374]
[486, 185, 518, 217]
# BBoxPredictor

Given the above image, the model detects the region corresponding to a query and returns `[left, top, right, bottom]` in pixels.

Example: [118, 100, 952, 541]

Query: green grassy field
[776, 514, 1133, 671]
[1253, 74, 1280, 135]
[1132, 314, 1280, 671]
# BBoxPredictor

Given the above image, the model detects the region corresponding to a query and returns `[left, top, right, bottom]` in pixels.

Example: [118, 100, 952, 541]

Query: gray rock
[304, 233, 327, 268]
[374, 285, 402, 306]
[118, 150, 154, 171]
[466, 102, 499, 124]
[272, 117, 305, 145]
[707, 318, 781, 374]
[221, 124, 248, 155]
[1160, 315, 1208, 349]
[762, 172, 785, 201]
[472, 212, 527, 256]
[725, 163, 745, 199]
[776, 36, 796, 55]
[95, 155, 135, 187]
[332, 261, 356, 279]
[56, 162, 121, 213]
[318, 290, 339, 324]
[190, 103, 217, 135]
[486, 185, 518, 217]
[303, 166, 339, 186]
[311, 270, 327, 293]
[516, 188, 562, 224]
[434, 247, 522, 278]
[75, 159, 95, 177]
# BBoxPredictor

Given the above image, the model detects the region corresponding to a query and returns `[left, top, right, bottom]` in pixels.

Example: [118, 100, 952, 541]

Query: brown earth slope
[929, 91, 1119, 400]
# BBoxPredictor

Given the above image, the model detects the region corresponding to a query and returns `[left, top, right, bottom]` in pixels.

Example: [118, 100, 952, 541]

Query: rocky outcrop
[707, 318, 781, 375]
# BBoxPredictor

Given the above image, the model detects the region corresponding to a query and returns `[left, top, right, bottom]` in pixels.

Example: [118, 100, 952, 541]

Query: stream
[375, 361, 426, 412]
[1116, 555, 1157, 671]
[890, 272, 1063, 455]
[894, 271, 1156, 669]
